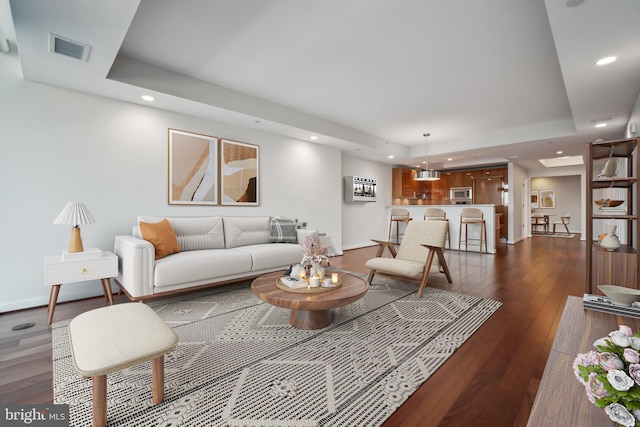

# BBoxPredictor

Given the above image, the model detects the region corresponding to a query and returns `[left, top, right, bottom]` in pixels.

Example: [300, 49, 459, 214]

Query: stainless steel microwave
[450, 187, 472, 201]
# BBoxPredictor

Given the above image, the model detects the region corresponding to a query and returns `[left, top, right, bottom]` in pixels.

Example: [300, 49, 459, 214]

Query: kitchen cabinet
[392, 168, 417, 198]
[445, 171, 473, 188]
[586, 138, 639, 294]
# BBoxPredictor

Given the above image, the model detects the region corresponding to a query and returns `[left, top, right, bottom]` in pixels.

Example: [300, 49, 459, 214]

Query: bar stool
[388, 208, 412, 244]
[458, 207, 487, 255]
[424, 207, 451, 249]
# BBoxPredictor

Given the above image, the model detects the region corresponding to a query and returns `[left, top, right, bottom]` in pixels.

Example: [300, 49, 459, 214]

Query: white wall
[626, 92, 640, 138]
[0, 51, 343, 312]
[532, 175, 581, 233]
[529, 165, 586, 238]
[509, 162, 528, 243]
[341, 155, 393, 249]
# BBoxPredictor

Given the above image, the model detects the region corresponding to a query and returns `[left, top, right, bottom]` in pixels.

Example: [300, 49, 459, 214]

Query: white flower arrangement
[300, 233, 329, 266]
[573, 325, 640, 427]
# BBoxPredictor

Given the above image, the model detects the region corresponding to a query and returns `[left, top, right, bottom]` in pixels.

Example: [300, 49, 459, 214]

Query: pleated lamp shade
[53, 202, 97, 252]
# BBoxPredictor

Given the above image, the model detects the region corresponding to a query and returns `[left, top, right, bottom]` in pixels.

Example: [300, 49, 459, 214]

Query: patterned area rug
[52, 274, 501, 426]
[532, 233, 577, 238]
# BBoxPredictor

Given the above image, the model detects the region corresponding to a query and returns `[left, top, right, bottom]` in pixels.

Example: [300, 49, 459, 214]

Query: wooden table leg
[93, 375, 107, 427]
[152, 355, 165, 404]
[290, 309, 332, 330]
[101, 278, 114, 305]
[47, 284, 61, 325]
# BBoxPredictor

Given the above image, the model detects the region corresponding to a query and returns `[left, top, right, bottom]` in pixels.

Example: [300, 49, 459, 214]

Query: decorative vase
[600, 225, 621, 251]
[310, 262, 325, 280]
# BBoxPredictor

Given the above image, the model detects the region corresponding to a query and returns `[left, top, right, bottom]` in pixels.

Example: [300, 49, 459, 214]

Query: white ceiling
[3, 0, 640, 171]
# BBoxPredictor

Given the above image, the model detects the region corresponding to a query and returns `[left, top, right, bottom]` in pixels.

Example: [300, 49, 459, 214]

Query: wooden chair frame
[367, 239, 452, 298]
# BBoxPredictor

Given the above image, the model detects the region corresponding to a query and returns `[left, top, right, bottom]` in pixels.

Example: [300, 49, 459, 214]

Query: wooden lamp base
[68, 227, 84, 253]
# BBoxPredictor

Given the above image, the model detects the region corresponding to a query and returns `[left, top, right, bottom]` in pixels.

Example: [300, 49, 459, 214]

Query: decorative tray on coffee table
[276, 277, 342, 293]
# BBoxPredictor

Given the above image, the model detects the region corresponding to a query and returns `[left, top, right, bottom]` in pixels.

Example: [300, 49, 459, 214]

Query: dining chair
[531, 213, 547, 234]
[552, 215, 571, 234]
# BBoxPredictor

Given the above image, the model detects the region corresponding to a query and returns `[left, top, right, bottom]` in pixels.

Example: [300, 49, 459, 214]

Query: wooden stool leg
[93, 375, 107, 427]
[152, 355, 165, 404]
[465, 224, 469, 251]
[483, 221, 488, 253]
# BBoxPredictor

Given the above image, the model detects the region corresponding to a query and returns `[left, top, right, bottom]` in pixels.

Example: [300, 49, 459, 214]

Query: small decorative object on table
[596, 199, 625, 208]
[601, 225, 622, 251]
[573, 325, 640, 427]
[598, 285, 640, 307]
[598, 158, 618, 178]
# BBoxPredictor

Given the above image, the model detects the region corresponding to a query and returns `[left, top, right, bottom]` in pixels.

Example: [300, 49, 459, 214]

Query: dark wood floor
[0, 235, 586, 426]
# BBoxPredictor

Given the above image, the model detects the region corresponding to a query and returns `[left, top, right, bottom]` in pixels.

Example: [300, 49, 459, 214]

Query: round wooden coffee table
[251, 271, 368, 330]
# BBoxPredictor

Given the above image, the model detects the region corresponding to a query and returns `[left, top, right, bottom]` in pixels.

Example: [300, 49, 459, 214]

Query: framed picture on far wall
[531, 191, 539, 209]
[220, 139, 259, 206]
[539, 189, 556, 209]
[168, 129, 218, 205]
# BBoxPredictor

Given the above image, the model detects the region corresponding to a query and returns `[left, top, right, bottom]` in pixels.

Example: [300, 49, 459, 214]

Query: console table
[527, 296, 640, 426]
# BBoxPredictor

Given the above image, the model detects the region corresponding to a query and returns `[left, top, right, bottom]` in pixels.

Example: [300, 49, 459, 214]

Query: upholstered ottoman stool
[68, 303, 178, 427]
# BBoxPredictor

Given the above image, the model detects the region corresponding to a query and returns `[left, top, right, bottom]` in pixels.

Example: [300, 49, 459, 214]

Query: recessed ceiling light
[388, 155, 394, 159]
[447, 158, 452, 161]
[310, 135, 318, 140]
[595, 123, 607, 128]
[556, 150, 563, 155]
[597, 56, 617, 65]
[141, 95, 154, 102]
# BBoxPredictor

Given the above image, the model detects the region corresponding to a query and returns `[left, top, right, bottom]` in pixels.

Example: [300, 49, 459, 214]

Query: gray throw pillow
[269, 217, 298, 243]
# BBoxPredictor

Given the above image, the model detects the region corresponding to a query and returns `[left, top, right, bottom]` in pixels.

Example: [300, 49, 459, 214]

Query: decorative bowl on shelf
[598, 285, 640, 307]
[594, 199, 624, 208]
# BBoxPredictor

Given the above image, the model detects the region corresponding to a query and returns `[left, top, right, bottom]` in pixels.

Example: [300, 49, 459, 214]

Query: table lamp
[53, 202, 96, 252]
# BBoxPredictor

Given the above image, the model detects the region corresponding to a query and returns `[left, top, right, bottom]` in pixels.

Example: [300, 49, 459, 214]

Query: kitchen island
[388, 204, 498, 254]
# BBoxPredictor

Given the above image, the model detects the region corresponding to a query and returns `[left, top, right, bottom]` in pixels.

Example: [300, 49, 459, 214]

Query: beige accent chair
[553, 215, 571, 234]
[458, 207, 488, 254]
[424, 207, 451, 249]
[366, 220, 452, 298]
[388, 208, 412, 244]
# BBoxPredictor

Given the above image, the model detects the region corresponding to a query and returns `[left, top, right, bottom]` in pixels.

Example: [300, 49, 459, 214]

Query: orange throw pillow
[139, 219, 180, 260]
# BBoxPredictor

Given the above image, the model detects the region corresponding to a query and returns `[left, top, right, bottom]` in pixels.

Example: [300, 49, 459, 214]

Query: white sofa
[114, 216, 313, 300]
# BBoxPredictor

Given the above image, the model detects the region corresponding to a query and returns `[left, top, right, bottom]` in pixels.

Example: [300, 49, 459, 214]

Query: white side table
[44, 250, 118, 324]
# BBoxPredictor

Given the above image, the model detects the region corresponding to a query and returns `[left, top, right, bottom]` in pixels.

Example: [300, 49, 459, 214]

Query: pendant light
[414, 133, 440, 181]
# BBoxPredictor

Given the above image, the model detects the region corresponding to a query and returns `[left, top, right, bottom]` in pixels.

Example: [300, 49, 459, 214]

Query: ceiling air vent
[49, 34, 90, 62]
[566, 0, 584, 7]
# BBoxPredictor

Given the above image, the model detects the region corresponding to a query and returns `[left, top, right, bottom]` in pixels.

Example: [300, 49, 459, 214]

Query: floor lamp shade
[53, 202, 97, 252]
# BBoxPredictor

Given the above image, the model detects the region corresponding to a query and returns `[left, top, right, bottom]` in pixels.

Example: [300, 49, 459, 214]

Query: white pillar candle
[309, 276, 320, 287]
[331, 273, 339, 284]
